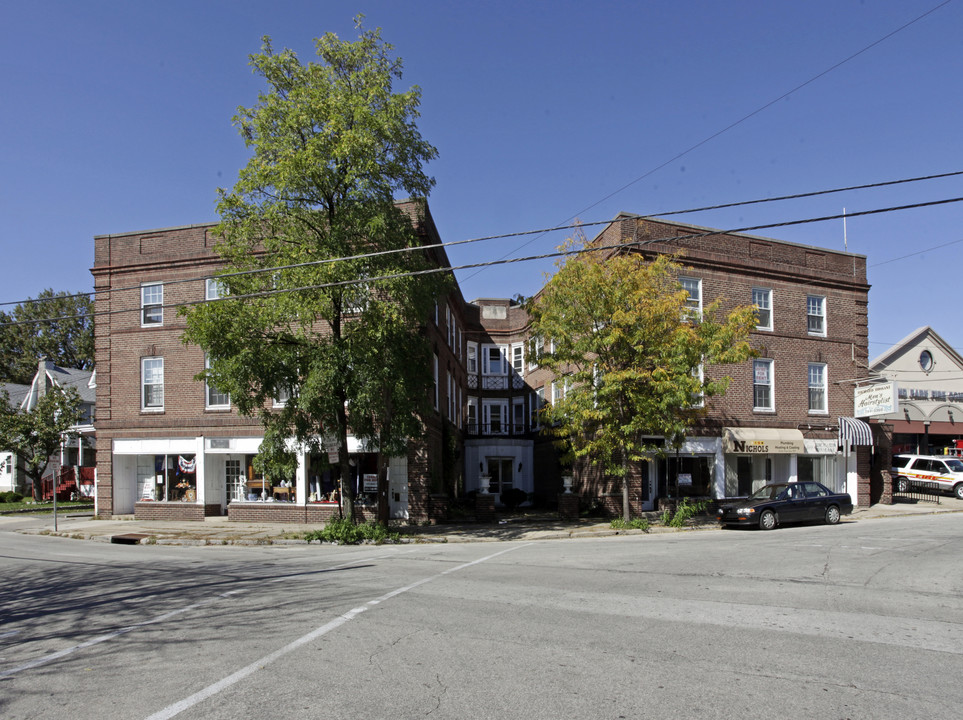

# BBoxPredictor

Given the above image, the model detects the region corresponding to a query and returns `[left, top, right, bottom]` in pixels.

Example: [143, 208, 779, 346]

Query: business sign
[854, 382, 898, 418]
[723, 428, 805, 455]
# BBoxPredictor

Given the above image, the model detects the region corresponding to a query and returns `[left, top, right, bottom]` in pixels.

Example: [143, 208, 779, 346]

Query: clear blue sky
[2, 0, 962, 357]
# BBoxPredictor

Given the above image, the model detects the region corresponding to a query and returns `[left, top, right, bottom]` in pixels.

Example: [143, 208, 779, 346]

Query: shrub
[500, 487, 528, 511]
[0, 491, 24, 503]
[662, 498, 709, 528]
[305, 519, 402, 545]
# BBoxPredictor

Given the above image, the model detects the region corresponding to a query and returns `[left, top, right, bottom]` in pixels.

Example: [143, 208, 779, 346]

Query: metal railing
[892, 478, 942, 504]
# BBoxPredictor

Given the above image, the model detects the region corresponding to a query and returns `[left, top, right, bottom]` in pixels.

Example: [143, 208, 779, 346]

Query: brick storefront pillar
[475, 494, 495, 523]
[558, 493, 579, 520]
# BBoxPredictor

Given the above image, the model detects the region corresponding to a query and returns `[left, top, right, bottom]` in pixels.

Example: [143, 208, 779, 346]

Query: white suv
[892, 454, 963, 499]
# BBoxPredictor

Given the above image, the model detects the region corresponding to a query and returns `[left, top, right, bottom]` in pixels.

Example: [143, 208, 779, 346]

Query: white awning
[838, 416, 873, 447]
[722, 427, 805, 455]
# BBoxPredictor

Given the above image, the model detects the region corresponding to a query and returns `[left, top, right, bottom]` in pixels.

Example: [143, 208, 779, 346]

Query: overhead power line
[2, 169, 961, 313]
[460, 0, 956, 284]
[3, 195, 962, 330]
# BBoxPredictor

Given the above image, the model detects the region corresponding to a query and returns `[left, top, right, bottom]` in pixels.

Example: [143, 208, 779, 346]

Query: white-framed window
[752, 287, 772, 331]
[482, 399, 509, 435]
[753, 359, 773, 411]
[447, 371, 454, 421]
[482, 344, 508, 376]
[512, 397, 525, 434]
[808, 363, 828, 413]
[467, 396, 479, 433]
[141, 357, 164, 411]
[690, 364, 705, 408]
[552, 376, 570, 404]
[206, 278, 226, 301]
[528, 336, 542, 370]
[433, 353, 439, 411]
[273, 386, 294, 408]
[807, 295, 826, 336]
[205, 356, 230, 410]
[511, 343, 524, 374]
[680, 277, 702, 319]
[141, 283, 163, 326]
[467, 342, 478, 374]
[531, 388, 546, 429]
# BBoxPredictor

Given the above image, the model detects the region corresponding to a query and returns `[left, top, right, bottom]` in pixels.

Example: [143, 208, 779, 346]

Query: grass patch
[0, 500, 95, 515]
[610, 517, 650, 532]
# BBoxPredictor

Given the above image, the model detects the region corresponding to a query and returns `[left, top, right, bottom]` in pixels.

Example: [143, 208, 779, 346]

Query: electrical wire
[458, 0, 957, 283]
[3, 195, 962, 330]
[2, 168, 961, 313]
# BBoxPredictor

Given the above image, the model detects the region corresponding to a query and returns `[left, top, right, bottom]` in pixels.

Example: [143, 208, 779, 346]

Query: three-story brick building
[90, 205, 876, 522]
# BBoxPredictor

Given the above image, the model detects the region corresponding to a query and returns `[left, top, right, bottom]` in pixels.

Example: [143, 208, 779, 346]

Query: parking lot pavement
[2, 496, 961, 546]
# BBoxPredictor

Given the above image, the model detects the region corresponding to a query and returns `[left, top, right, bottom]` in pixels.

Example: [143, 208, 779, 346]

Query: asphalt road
[1, 514, 961, 719]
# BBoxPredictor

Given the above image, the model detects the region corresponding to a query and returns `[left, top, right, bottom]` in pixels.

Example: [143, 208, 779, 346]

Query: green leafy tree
[182, 18, 447, 522]
[0, 290, 94, 385]
[527, 238, 757, 519]
[0, 386, 83, 501]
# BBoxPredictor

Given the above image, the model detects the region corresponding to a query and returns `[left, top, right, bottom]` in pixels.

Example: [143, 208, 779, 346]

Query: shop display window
[137, 454, 196, 502]
[659, 456, 713, 498]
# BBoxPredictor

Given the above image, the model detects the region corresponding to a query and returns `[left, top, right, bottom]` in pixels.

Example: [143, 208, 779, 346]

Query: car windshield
[944, 459, 963, 472]
[748, 484, 788, 501]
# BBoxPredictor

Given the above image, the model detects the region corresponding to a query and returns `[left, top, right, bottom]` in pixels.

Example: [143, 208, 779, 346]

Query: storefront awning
[838, 416, 873, 447]
[722, 427, 805, 455]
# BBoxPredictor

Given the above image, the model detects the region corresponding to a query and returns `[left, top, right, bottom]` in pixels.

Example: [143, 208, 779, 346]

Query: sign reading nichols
[723, 427, 806, 455]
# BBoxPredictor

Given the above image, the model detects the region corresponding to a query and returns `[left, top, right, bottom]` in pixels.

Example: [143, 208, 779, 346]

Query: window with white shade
[753, 359, 773, 411]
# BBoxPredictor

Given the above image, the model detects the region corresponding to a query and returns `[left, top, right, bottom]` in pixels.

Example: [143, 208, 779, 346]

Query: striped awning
[838, 416, 873, 447]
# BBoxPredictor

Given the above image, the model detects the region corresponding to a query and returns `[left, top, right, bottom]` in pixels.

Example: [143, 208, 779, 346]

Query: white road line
[143, 544, 530, 720]
[0, 589, 246, 680]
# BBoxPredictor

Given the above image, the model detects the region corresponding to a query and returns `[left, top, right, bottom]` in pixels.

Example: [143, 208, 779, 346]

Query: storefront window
[658, 456, 713, 497]
[724, 455, 771, 497]
[243, 455, 295, 502]
[137, 454, 196, 502]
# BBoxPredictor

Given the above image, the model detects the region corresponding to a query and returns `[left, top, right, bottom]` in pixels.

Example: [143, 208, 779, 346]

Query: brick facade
[90, 207, 873, 523]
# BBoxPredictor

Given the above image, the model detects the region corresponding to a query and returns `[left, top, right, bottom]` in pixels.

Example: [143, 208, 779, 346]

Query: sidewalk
[3, 497, 961, 546]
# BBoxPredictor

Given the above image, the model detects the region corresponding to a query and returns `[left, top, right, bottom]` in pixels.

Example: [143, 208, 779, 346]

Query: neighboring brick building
[90, 206, 877, 522]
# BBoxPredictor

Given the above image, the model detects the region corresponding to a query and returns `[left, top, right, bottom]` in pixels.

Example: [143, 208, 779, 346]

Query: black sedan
[717, 481, 853, 530]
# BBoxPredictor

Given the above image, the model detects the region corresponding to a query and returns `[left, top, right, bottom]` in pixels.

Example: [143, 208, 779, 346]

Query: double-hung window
[142, 357, 164, 411]
[511, 344, 524, 374]
[482, 345, 508, 376]
[141, 283, 163, 326]
[752, 288, 772, 331]
[680, 277, 702, 319]
[807, 295, 826, 336]
[205, 356, 230, 409]
[753, 359, 774, 411]
[467, 342, 478, 374]
[808, 363, 827, 413]
[206, 278, 225, 301]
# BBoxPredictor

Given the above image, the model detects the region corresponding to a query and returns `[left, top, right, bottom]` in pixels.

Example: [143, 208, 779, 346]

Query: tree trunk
[621, 451, 630, 520]
[377, 453, 390, 524]
[337, 401, 354, 523]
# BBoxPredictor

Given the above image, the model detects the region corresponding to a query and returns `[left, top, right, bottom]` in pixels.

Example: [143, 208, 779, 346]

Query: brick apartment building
[90, 204, 878, 522]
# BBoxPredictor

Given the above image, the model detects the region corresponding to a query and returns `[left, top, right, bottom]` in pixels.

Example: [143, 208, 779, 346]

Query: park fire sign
[723, 427, 805, 455]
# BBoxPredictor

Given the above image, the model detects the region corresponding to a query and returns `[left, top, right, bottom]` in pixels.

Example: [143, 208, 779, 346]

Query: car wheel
[896, 477, 909, 493]
[825, 505, 840, 525]
[759, 509, 776, 530]
[954, 483, 963, 501]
